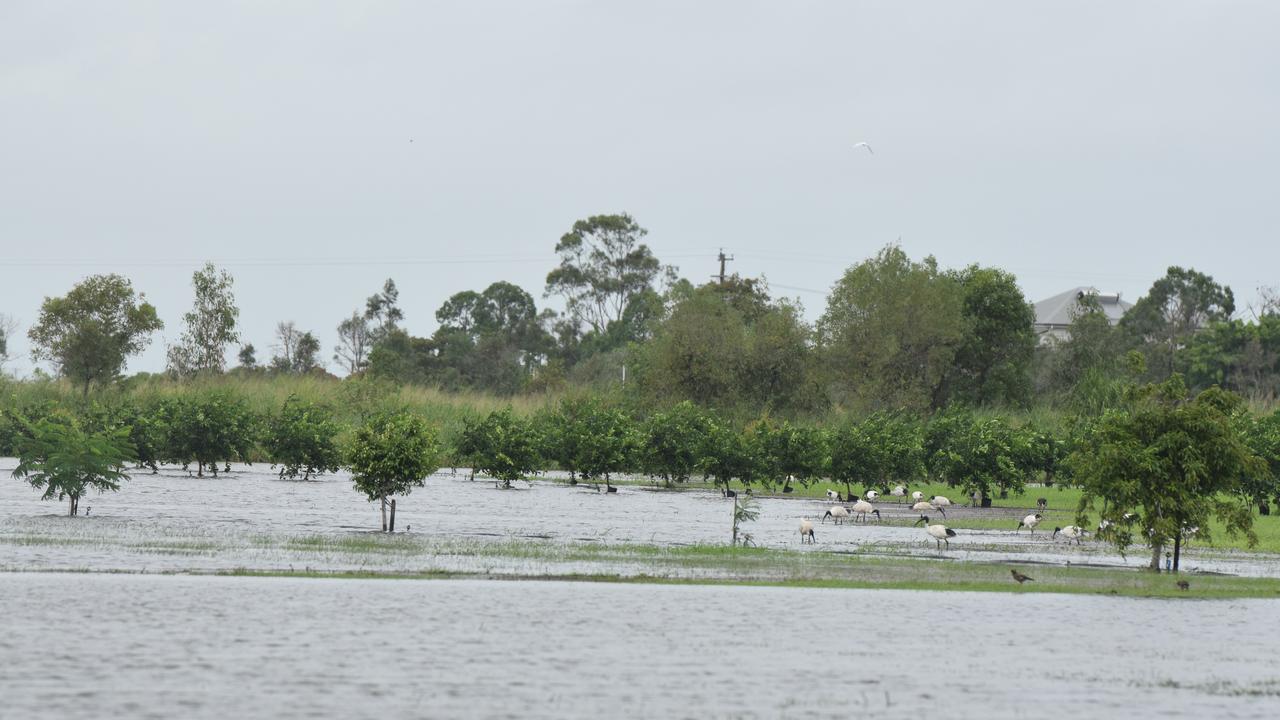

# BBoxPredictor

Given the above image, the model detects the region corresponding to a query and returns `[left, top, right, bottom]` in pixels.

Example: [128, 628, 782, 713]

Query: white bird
[912, 500, 944, 518]
[865, 490, 879, 502]
[911, 491, 925, 502]
[851, 499, 881, 523]
[800, 519, 816, 544]
[890, 485, 907, 498]
[1017, 513, 1044, 534]
[822, 505, 851, 525]
[931, 496, 953, 507]
[826, 489, 841, 502]
[915, 516, 957, 549]
[1053, 525, 1086, 545]
[853, 141, 874, 154]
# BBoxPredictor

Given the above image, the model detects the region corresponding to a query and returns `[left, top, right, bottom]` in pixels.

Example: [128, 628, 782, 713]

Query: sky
[2, 1, 1278, 377]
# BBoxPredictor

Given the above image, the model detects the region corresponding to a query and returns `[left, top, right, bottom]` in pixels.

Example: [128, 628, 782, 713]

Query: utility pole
[714, 248, 734, 285]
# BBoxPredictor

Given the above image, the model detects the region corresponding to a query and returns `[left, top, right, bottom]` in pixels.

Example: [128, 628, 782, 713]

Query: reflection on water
[1, 574, 1277, 719]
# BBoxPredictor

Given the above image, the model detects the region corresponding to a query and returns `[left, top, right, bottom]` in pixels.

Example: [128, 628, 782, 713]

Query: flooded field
[2, 459, 1277, 578]
[2, 573, 1278, 719]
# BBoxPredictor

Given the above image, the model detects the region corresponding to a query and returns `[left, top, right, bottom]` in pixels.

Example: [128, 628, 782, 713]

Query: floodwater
[1, 573, 1277, 719]
[2, 459, 1278, 577]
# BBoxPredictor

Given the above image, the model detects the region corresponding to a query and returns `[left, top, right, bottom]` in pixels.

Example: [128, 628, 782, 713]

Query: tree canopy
[28, 274, 163, 395]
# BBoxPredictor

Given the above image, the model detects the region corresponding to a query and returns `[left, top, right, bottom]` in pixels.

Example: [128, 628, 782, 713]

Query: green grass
[208, 546, 1280, 599]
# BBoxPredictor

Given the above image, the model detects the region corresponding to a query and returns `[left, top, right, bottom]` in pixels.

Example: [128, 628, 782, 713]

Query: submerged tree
[262, 396, 343, 480]
[12, 413, 135, 516]
[1068, 375, 1263, 571]
[347, 411, 441, 531]
[28, 274, 163, 396]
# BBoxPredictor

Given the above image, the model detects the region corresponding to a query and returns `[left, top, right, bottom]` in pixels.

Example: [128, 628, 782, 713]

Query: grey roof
[1033, 287, 1133, 329]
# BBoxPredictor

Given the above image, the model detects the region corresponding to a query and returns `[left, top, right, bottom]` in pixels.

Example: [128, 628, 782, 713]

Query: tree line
[4, 213, 1277, 416]
[5, 372, 1279, 568]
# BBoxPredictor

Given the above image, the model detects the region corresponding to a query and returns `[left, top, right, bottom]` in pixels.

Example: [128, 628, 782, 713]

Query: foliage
[262, 396, 343, 480]
[1068, 375, 1263, 569]
[163, 391, 258, 476]
[462, 408, 542, 487]
[11, 412, 135, 515]
[946, 265, 1036, 406]
[346, 411, 441, 530]
[818, 245, 967, 411]
[27, 274, 164, 395]
[334, 312, 374, 375]
[829, 413, 922, 498]
[731, 495, 759, 547]
[1242, 409, 1280, 510]
[364, 278, 404, 343]
[545, 212, 673, 337]
[166, 263, 240, 376]
[639, 401, 716, 486]
[1121, 266, 1235, 380]
[1180, 316, 1280, 400]
[270, 322, 321, 374]
[928, 414, 1038, 501]
[698, 419, 768, 492]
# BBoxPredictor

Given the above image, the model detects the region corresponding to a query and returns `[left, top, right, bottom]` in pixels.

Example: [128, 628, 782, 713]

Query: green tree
[818, 246, 967, 411]
[347, 411, 441, 531]
[166, 263, 240, 376]
[431, 282, 552, 393]
[28, 274, 164, 396]
[930, 415, 1036, 503]
[262, 396, 343, 480]
[946, 266, 1036, 406]
[639, 401, 715, 486]
[1122, 266, 1235, 380]
[1242, 409, 1280, 515]
[237, 344, 258, 369]
[1068, 375, 1263, 571]
[545, 213, 673, 337]
[365, 278, 404, 343]
[828, 414, 920, 500]
[463, 409, 542, 488]
[164, 391, 258, 477]
[698, 419, 768, 494]
[12, 413, 134, 516]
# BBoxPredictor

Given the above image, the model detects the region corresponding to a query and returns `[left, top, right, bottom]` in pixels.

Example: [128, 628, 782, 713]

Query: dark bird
[1176, 580, 1190, 591]
[1010, 569, 1035, 584]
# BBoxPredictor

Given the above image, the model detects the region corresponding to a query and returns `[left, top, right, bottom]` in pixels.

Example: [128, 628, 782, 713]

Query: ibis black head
[871, 509, 881, 518]
[1053, 527, 1062, 536]
[914, 515, 928, 526]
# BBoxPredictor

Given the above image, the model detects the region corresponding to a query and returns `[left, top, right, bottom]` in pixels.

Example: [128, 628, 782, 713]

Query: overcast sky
[2, 1, 1278, 377]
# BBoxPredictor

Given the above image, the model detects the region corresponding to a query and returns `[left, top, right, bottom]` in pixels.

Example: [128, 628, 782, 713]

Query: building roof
[1033, 286, 1133, 329]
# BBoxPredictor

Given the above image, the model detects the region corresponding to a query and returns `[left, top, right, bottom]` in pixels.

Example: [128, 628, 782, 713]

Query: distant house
[1033, 287, 1133, 344]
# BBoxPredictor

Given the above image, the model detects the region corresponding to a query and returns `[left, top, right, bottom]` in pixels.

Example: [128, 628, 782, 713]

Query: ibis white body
[915, 515, 956, 549]
[823, 505, 850, 525]
[799, 519, 816, 543]
[1017, 513, 1044, 533]
[1053, 525, 1086, 544]
[851, 499, 880, 522]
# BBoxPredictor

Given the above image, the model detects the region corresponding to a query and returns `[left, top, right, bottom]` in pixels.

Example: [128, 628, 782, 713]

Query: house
[1033, 287, 1133, 344]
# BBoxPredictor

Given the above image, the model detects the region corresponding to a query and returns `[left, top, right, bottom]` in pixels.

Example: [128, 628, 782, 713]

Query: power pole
[714, 248, 734, 285]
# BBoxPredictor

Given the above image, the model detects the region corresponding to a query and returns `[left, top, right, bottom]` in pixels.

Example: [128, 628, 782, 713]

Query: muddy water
[1, 573, 1277, 719]
[2, 460, 1278, 577]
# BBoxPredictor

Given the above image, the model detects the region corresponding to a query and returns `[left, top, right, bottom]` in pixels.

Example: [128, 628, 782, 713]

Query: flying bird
[853, 142, 873, 154]
[1010, 569, 1035, 584]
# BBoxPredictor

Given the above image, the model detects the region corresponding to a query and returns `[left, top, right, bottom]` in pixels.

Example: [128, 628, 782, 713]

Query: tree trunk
[197, 462, 204, 478]
[68, 494, 77, 516]
[380, 496, 388, 532]
[1173, 536, 1181, 572]
[1149, 541, 1163, 571]
[389, 499, 397, 533]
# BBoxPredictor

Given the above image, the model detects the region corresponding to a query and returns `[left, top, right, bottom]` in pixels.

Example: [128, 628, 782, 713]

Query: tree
[430, 282, 553, 393]
[463, 409, 542, 488]
[334, 312, 373, 375]
[639, 401, 715, 487]
[1241, 409, 1280, 515]
[698, 419, 768, 494]
[929, 415, 1037, 503]
[1122, 266, 1235, 380]
[946, 266, 1036, 406]
[829, 414, 921, 500]
[164, 391, 258, 477]
[1067, 375, 1263, 571]
[237, 344, 258, 369]
[365, 279, 404, 342]
[817, 246, 967, 411]
[633, 281, 821, 413]
[347, 411, 441, 531]
[270, 322, 321, 374]
[262, 396, 343, 480]
[12, 413, 134, 516]
[1040, 294, 1129, 413]
[545, 213, 673, 336]
[166, 263, 240, 376]
[0, 313, 18, 370]
[28, 274, 164, 396]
